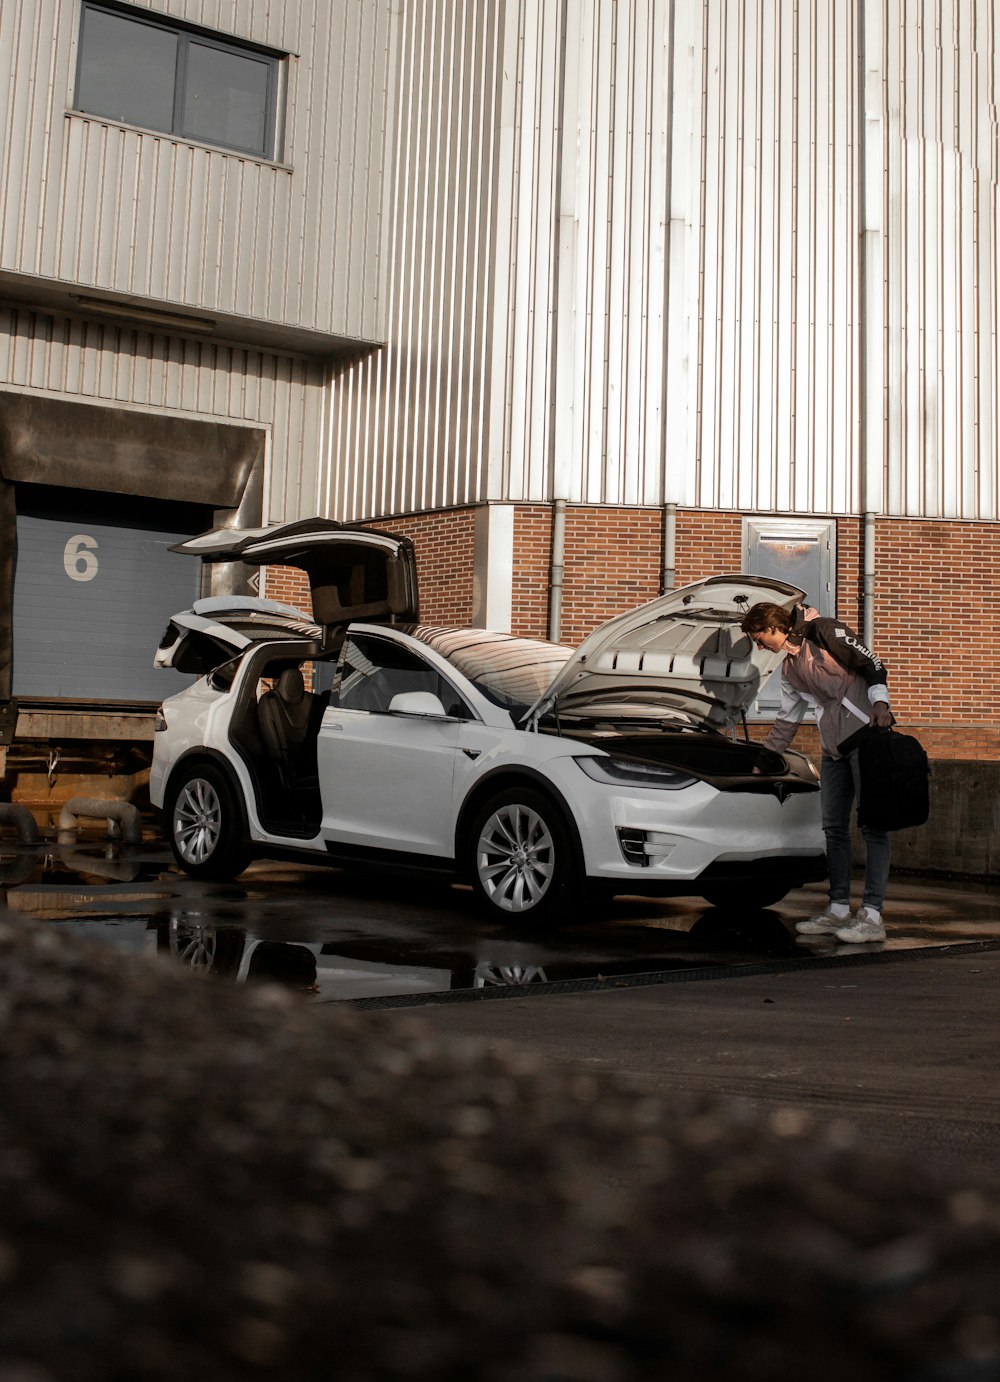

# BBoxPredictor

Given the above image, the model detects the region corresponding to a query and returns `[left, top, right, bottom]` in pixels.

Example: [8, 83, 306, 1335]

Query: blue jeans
[820, 753, 891, 911]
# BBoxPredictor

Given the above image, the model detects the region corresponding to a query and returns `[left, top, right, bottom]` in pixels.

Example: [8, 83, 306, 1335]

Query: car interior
[227, 644, 333, 836]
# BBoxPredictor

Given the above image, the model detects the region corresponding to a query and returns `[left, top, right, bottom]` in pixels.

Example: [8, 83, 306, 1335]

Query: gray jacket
[764, 617, 890, 761]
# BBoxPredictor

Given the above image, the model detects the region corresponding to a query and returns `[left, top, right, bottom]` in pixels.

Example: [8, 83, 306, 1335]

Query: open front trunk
[549, 723, 819, 797]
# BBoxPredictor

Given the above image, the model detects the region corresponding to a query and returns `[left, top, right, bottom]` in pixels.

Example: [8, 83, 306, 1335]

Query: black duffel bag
[838, 724, 931, 831]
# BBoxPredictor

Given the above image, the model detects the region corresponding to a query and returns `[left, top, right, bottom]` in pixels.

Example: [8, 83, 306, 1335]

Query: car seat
[258, 667, 315, 780]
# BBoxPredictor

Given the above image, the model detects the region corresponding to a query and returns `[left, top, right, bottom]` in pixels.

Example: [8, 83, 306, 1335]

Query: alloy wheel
[173, 777, 223, 867]
[475, 802, 555, 913]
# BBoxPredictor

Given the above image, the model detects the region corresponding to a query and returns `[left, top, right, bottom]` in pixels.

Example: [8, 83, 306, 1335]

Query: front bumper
[562, 767, 824, 885]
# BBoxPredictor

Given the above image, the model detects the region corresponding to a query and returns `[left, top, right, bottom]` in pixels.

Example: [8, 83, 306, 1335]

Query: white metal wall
[875, 0, 1000, 519]
[323, 0, 505, 520]
[0, 0, 393, 340]
[0, 305, 327, 522]
[322, 0, 999, 526]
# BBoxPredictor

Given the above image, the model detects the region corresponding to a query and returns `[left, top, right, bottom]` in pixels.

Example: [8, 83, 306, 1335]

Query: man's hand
[871, 702, 893, 729]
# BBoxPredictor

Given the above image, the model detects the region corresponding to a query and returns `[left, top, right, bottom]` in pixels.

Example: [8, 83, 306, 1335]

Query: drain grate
[327, 938, 1000, 1010]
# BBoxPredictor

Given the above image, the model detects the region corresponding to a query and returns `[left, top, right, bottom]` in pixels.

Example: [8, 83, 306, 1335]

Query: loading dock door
[12, 493, 205, 702]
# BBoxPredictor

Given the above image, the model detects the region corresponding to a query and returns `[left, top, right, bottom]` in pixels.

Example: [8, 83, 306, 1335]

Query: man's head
[740, 602, 793, 652]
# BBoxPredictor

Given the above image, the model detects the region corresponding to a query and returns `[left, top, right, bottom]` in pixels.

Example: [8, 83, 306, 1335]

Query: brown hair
[740, 602, 793, 636]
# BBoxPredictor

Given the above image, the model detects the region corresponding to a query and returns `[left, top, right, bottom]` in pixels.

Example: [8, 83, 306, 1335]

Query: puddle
[0, 842, 172, 893]
[4, 843, 1000, 1003]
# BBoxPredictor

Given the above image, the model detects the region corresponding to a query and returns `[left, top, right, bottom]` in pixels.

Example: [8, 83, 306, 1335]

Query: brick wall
[261, 565, 312, 612]
[262, 507, 481, 628]
[512, 506, 663, 644]
[263, 503, 1000, 761]
[870, 518, 1000, 761]
[367, 508, 480, 626]
[510, 506, 551, 637]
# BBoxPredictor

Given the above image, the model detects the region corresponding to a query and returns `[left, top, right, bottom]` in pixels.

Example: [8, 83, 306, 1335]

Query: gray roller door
[12, 502, 202, 702]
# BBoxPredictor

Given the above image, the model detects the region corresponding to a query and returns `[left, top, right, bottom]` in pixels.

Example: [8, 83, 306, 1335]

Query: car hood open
[522, 573, 806, 731]
[169, 518, 420, 645]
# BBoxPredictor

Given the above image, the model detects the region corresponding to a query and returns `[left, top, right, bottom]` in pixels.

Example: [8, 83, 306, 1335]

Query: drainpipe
[662, 502, 677, 592]
[548, 499, 567, 642]
[863, 511, 876, 648]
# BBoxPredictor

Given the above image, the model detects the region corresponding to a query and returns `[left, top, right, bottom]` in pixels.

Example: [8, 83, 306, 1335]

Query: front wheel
[467, 787, 577, 926]
[166, 763, 252, 881]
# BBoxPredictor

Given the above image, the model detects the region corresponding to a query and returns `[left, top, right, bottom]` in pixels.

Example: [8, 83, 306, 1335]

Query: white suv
[151, 520, 824, 925]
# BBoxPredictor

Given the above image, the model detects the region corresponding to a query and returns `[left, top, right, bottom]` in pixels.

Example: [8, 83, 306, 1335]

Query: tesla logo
[64, 534, 99, 582]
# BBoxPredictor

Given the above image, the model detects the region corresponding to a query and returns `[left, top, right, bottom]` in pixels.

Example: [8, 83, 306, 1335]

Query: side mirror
[387, 690, 447, 717]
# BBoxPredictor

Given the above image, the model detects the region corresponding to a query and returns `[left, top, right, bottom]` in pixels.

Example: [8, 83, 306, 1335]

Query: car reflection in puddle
[135, 904, 802, 1003]
[8, 843, 998, 1004]
[1, 843, 807, 1002]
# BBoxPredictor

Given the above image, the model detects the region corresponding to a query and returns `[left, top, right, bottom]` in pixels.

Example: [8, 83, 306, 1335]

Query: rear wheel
[467, 787, 577, 926]
[166, 763, 252, 881]
[700, 879, 793, 911]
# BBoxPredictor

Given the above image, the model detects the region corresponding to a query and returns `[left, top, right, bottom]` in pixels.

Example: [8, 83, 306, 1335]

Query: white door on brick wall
[743, 517, 837, 717]
[12, 491, 204, 702]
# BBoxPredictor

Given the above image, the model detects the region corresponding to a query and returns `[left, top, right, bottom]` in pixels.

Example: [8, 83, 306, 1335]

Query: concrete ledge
[882, 760, 1000, 879]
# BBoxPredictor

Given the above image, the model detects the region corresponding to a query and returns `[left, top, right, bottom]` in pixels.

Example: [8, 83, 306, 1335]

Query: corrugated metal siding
[0, 305, 327, 523]
[323, 0, 998, 526]
[879, 0, 999, 519]
[665, 1, 862, 515]
[0, 0, 392, 339]
[322, 0, 505, 520]
[519, 0, 671, 508]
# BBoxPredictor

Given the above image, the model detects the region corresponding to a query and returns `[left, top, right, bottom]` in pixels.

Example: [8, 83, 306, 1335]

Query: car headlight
[575, 755, 696, 790]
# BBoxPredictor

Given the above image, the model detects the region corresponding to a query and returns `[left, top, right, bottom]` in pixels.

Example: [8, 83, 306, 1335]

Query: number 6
[64, 534, 99, 582]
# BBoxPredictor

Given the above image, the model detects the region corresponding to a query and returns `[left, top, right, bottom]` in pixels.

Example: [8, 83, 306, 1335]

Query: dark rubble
[0, 905, 998, 1382]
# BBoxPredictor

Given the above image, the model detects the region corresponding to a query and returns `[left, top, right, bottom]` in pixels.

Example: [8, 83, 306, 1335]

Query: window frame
[74, 0, 285, 161]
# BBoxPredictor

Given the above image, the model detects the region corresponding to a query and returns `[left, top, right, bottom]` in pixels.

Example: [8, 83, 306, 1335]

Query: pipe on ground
[58, 798, 142, 845]
[0, 803, 39, 845]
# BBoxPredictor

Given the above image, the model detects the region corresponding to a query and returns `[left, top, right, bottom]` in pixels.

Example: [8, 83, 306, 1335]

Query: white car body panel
[318, 707, 462, 855]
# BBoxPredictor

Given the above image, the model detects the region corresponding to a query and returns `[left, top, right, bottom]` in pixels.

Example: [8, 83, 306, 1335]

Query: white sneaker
[795, 905, 851, 936]
[834, 906, 886, 944]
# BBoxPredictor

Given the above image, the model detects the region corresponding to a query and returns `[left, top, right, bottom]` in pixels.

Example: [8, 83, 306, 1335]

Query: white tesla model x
[150, 520, 824, 924]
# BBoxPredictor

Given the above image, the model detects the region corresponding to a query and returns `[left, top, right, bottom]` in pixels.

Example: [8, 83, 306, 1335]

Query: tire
[166, 763, 252, 881]
[700, 879, 793, 911]
[467, 787, 577, 926]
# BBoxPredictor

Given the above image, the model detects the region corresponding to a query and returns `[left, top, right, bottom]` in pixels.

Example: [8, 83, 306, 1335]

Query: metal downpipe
[548, 499, 567, 642]
[662, 502, 677, 592]
[863, 511, 876, 648]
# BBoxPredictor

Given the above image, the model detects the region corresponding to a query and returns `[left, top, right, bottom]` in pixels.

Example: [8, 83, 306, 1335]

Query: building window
[74, 2, 284, 160]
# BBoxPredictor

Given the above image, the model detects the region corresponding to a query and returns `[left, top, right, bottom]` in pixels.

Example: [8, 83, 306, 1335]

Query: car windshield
[409, 627, 573, 712]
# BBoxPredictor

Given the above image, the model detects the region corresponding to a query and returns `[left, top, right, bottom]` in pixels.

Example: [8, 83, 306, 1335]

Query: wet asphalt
[1, 840, 997, 1005]
[3, 837, 999, 1184]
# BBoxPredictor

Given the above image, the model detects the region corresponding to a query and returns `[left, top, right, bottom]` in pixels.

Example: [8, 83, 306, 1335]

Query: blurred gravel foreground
[1, 906, 999, 1382]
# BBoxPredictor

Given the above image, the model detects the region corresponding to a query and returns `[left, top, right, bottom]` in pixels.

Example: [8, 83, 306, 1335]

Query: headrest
[275, 667, 305, 703]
